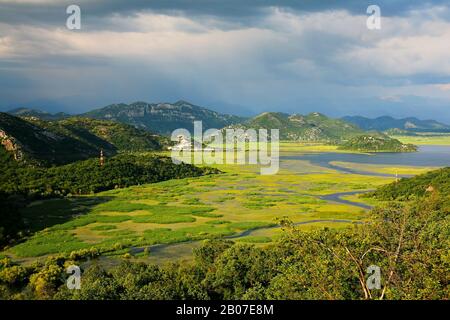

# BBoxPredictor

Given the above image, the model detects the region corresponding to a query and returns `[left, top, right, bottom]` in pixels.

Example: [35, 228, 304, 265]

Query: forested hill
[338, 135, 417, 152]
[226, 112, 364, 142]
[369, 167, 450, 200]
[0, 113, 168, 166]
[0, 151, 219, 197]
[33, 117, 168, 152]
[225, 112, 417, 151]
[7, 108, 70, 121]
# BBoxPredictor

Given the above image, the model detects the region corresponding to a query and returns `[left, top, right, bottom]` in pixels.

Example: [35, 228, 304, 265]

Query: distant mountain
[7, 108, 71, 121]
[228, 112, 365, 142]
[342, 115, 450, 132]
[0, 113, 166, 166]
[81, 100, 246, 135]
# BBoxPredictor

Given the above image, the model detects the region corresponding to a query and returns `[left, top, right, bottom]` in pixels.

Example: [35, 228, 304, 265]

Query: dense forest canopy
[0, 152, 219, 197]
[368, 167, 450, 200]
[0, 113, 168, 166]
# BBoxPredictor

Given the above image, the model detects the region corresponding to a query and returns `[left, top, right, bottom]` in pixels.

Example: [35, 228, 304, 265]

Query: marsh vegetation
[0, 142, 448, 300]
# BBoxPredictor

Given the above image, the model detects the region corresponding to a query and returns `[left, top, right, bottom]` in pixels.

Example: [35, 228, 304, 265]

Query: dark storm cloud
[1, 0, 450, 121]
[1, 0, 449, 27]
[95, 0, 449, 18]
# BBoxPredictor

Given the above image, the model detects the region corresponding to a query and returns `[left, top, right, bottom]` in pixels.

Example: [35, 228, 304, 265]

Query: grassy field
[330, 161, 438, 175]
[392, 134, 450, 145]
[2, 142, 437, 265]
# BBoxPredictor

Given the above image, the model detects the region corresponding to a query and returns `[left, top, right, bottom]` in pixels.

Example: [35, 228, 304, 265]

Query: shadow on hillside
[20, 196, 115, 233]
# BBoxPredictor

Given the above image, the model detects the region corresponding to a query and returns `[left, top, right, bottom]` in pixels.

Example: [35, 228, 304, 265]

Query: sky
[1, 0, 450, 122]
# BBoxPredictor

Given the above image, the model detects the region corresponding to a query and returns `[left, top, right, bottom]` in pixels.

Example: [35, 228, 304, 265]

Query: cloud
[435, 83, 450, 91]
[2, 0, 450, 28]
[380, 95, 403, 103]
[0, 1, 449, 121]
[342, 29, 450, 77]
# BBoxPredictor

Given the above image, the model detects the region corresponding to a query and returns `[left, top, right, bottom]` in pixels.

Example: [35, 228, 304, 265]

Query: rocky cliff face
[0, 130, 23, 161]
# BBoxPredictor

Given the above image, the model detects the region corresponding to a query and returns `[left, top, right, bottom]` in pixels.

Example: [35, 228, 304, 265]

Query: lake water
[281, 145, 450, 176]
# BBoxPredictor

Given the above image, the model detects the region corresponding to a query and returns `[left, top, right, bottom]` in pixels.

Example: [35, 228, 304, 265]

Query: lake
[281, 145, 450, 176]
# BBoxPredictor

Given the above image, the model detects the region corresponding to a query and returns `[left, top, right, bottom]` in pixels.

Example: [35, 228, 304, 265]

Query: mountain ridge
[4, 102, 425, 153]
[342, 115, 450, 132]
[80, 100, 246, 135]
[8, 103, 449, 135]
